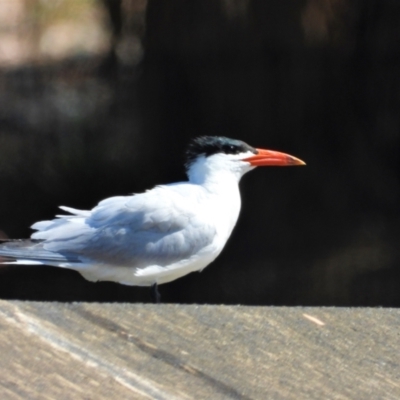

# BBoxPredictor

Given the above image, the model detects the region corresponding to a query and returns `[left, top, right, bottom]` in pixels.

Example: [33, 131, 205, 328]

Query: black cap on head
[186, 136, 257, 167]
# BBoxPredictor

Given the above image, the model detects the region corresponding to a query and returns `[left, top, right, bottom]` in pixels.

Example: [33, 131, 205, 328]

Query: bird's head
[185, 136, 305, 184]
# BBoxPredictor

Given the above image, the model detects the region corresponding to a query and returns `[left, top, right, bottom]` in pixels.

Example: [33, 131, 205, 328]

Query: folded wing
[0, 185, 215, 270]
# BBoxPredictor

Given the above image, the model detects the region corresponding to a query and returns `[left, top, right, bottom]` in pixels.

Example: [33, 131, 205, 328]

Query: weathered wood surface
[0, 301, 399, 399]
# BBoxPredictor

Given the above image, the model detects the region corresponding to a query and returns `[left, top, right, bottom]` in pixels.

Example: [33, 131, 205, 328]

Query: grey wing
[30, 186, 216, 267]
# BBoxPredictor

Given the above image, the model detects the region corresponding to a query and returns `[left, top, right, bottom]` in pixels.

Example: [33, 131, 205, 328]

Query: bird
[0, 136, 305, 302]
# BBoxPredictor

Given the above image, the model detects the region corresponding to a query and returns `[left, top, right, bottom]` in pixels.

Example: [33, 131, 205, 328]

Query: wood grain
[0, 301, 399, 399]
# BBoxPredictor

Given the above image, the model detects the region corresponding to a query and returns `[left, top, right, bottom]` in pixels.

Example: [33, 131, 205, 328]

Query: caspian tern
[0, 136, 305, 302]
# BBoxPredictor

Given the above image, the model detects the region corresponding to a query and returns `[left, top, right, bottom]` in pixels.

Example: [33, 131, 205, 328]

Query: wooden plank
[0, 301, 399, 399]
[0, 306, 150, 399]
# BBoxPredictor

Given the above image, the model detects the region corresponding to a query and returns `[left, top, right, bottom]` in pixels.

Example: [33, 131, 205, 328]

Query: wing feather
[29, 184, 216, 268]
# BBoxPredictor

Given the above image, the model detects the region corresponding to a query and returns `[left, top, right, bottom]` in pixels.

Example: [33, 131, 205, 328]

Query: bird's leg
[151, 283, 161, 304]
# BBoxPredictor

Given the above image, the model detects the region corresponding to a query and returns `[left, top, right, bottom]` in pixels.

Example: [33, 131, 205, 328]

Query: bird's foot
[151, 283, 161, 304]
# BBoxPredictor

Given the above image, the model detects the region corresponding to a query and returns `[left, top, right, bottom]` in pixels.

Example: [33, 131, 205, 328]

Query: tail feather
[0, 239, 81, 264]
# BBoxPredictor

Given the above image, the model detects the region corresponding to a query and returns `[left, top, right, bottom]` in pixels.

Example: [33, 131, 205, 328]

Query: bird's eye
[224, 144, 236, 153]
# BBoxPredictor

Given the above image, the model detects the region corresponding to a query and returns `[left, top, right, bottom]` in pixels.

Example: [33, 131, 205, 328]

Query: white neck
[186, 153, 255, 243]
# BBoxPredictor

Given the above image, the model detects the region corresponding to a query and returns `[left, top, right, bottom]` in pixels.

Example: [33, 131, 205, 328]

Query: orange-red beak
[243, 148, 306, 167]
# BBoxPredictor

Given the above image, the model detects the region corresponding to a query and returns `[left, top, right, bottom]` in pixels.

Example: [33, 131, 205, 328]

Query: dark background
[0, 0, 399, 305]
